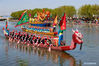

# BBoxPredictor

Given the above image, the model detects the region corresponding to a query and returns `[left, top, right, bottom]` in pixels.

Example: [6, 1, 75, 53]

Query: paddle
[80, 43, 82, 50]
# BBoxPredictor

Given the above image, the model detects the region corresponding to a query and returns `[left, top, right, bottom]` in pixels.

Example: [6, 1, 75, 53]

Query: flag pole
[64, 6, 66, 45]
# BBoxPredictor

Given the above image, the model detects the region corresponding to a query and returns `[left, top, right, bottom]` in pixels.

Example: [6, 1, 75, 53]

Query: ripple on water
[0, 21, 99, 66]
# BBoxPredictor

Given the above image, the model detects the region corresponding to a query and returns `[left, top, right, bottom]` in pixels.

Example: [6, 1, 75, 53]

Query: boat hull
[4, 35, 70, 51]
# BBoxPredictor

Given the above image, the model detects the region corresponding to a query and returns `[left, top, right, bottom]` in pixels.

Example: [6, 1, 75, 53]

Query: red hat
[38, 36, 40, 39]
[15, 33, 17, 35]
[3, 27, 4, 30]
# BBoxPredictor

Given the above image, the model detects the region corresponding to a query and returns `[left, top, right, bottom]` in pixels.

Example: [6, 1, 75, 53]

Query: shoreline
[1, 19, 99, 26]
[67, 22, 99, 26]
[8, 19, 19, 22]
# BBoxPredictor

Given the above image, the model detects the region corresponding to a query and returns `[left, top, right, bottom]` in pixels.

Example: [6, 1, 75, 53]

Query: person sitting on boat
[40, 41, 44, 45]
[38, 38, 41, 44]
[26, 35, 31, 44]
[17, 32, 23, 43]
[40, 38, 45, 44]
[19, 32, 24, 41]
[23, 33, 28, 44]
[34, 37, 37, 44]
[28, 35, 33, 44]
[43, 38, 50, 46]
[13, 32, 16, 41]
[14, 32, 18, 41]
[32, 35, 36, 44]
[46, 40, 51, 46]
[25, 33, 29, 42]
[9, 32, 12, 41]
[11, 32, 13, 38]
[47, 39, 52, 45]
[16, 33, 19, 41]
[36, 35, 41, 45]
[16, 32, 21, 40]
[23, 34, 26, 41]
[35, 38, 39, 45]
[29, 36, 33, 45]
[9, 32, 11, 38]
[21, 34, 25, 42]
[35, 36, 41, 45]
[60, 40, 65, 46]
[12, 31, 15, 40]
[20, 35, 23, 42]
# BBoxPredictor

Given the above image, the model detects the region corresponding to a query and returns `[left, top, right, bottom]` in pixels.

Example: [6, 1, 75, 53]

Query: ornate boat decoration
[3, 10, 83, 51]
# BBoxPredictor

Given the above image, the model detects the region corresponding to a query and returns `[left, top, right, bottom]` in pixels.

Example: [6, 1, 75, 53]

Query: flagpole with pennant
[15, 10, 29, 27]
[58, 13, 66, 46]
[53, 15, 57, 32]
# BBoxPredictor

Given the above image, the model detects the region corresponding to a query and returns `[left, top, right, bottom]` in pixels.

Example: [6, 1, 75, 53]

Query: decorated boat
[3, 10, 83, 51]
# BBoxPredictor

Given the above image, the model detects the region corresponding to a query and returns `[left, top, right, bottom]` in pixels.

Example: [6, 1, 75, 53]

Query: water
[0, 21, 99, 66]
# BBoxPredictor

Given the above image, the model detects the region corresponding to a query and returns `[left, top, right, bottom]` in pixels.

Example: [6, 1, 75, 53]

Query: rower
[47, 39, 52, 45]
[16, 32, 20, 40]
[29, 35, 33, 44]
[23, 34, 26, 40]
[45, 40, 50, 46]
[19, 34, 22, 41]
[41, 38, 45, 44]
[32, 35, 35, 44]
[25, 33, 29, 42]
[21, 34, 24, 42]
[11, 32, 14, 41]
[38, 37, 41, 44]
[14, 32, 18, 40]
[35, 37, 40, 45]
[34, 37, 37, 44]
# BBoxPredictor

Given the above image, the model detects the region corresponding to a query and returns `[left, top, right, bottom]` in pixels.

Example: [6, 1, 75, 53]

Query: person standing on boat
[5, 20, 9, 36]
[58, 30, 63, 46]
[5, 20, 8, 29]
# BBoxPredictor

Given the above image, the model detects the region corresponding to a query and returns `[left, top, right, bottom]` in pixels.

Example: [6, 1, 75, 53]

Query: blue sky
[0, 0, 99, 16]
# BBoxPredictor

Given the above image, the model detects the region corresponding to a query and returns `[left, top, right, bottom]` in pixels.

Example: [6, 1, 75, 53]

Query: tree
[78, 4, 99, 19]
[10, 5, 76, 19]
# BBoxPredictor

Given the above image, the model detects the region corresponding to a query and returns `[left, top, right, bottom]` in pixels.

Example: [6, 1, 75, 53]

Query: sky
[0, 0, 99, 16]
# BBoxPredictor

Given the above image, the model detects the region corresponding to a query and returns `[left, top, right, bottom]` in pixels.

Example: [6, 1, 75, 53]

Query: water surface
[0, 21, 99, 66]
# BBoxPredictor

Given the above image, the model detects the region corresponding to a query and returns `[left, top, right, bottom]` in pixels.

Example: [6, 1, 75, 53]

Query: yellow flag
[53, 16, 57, 26]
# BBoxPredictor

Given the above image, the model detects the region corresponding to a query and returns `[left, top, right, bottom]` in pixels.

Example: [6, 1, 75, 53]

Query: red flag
[42, 9, 45, 13]
[59, 13, 66, 31]
[6, 21, 8, 29]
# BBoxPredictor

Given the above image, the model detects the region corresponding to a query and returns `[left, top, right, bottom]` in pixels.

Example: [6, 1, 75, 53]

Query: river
[0, 21, 99, 66]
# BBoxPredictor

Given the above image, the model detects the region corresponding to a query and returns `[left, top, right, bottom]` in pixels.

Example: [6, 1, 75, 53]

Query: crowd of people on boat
[8, 31, 61, 47]
[7, 30, 65, 47]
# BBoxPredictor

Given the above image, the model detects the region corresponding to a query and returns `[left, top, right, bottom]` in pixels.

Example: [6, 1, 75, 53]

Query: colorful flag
[34, 13, 37, 17]
[5, 20, 8, 29]
[15, 10, 29, 27]
[53, 16, 57, 27]
[59, 13, 66, 31]
[46, 11, 50, 19]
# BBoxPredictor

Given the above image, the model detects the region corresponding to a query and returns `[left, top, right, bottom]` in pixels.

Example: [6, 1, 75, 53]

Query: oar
[80, 43, 82, 50]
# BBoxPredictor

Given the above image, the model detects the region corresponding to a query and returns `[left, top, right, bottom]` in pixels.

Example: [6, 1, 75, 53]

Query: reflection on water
[5, 42, 81, 66]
